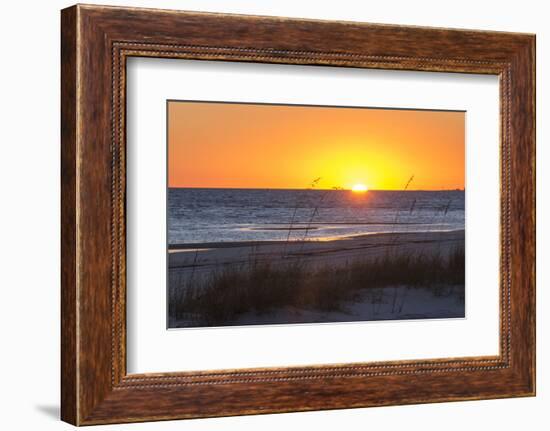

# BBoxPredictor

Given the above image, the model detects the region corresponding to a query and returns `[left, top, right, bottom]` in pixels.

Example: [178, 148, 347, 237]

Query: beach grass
[169, 245, 465, 326]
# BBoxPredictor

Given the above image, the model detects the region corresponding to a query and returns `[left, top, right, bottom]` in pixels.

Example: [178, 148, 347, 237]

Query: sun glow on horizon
[169, 102, 465, 190]
[351, 184, 369, 193]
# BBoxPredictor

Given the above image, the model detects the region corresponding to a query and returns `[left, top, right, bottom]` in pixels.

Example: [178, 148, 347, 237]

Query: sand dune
[168, 230, 465, 328]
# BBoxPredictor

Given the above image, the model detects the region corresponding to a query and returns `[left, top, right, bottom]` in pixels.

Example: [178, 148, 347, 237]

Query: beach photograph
[167, 101, 465, 328]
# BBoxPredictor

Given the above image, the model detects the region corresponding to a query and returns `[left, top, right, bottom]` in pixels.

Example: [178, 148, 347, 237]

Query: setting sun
[351, 184, 368, 192]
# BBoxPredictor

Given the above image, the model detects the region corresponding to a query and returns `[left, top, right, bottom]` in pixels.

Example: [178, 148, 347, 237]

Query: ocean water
[168, 188, 465, 245]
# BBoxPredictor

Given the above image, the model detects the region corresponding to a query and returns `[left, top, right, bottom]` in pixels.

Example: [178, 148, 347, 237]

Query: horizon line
[168, 186, 465, 192]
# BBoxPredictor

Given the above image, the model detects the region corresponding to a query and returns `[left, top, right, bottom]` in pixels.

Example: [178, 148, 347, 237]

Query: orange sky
[168, 101, 464, 191]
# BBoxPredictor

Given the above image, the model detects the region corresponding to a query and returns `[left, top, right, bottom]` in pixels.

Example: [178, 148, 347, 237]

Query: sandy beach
[168, 230, 465, 328]
[169, 229, 465, 274]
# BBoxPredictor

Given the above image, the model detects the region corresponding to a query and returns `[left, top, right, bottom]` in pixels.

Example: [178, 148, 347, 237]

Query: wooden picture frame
[61, 4, 535, 425]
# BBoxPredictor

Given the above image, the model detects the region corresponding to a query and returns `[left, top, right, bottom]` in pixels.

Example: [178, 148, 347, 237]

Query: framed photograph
[165, 100, 467, 329]
[61, 4, 536, 425]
